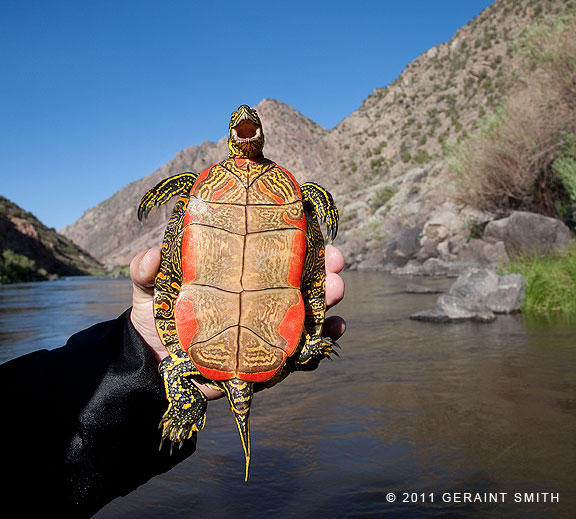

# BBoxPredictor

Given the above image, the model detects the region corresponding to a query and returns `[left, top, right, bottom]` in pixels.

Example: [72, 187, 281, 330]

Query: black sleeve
[0, 309, 196, 518]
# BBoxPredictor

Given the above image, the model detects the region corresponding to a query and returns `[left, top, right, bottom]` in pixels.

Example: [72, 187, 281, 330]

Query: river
[1, 271, 575, 518]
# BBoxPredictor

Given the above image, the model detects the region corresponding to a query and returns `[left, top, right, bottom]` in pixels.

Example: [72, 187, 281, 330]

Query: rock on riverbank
[410, 268, 525, 323]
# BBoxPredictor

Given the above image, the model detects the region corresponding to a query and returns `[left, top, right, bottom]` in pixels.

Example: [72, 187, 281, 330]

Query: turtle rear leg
[294, 193, 340, 371]
[296, 334, 339, 369]
[138, 172, 199, 221]
[159, 351, 208, 452]
[295, 309, 340, 371]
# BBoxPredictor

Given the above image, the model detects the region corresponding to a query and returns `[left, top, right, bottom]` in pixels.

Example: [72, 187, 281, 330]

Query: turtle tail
[222, 378, 253, 482]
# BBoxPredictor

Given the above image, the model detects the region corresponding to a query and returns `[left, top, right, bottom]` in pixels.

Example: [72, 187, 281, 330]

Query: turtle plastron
[137, 104, 339, 480]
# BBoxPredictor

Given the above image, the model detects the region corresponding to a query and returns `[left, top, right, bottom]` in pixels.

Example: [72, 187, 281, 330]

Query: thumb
[130, 248, 161, 302]
[129, 248, 165, 358]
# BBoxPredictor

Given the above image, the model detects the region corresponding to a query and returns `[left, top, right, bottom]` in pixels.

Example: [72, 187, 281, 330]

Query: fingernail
[139, 249, 154, 279]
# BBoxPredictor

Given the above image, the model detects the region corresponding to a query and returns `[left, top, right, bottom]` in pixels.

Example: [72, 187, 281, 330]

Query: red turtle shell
[173, 158, 306, 383]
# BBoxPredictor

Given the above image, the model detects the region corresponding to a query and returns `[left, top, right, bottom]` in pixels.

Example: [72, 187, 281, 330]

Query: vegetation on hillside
[0, 250, 45, 284]
[450, 7, 576, 221]
[0, 195, 102, 284]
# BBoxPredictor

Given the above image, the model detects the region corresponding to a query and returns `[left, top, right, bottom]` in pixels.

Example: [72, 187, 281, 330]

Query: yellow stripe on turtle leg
[138, 172, 199, 221]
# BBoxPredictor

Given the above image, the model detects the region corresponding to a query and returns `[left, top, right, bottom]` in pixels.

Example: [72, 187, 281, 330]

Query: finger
[130, 248, 161, 296]
[323, 315, 346, 341]
[325, 244, 344, 274]
[326, 272, 345, 308]
[192, 381, 225, 401]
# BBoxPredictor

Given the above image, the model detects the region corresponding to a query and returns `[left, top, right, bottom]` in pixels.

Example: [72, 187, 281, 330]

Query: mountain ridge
[0, 195, 102, 282]
[60, 0, 569, 269]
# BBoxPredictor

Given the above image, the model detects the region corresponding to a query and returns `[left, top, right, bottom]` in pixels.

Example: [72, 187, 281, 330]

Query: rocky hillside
[61, 0, 570, 270]
[321, 0, 570, 270]
[0, 195, 102, 282]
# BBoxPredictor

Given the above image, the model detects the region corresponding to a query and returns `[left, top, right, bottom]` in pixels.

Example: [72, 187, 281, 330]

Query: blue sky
[1, 0, 495, 230]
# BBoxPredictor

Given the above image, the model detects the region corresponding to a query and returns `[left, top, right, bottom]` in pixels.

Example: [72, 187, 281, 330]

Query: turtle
[137, 104, 339, 480]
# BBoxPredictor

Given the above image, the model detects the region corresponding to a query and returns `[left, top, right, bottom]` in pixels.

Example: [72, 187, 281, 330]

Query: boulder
[410, 267, 525, 323]
[421, 202, 465, 242]
[393, 257, 475, 277]
[449, 268, 499, 300]
[405, 283, 443, 294]
[485, 273, 526, 313]
[449, 268, 525, 313]
[484, 211, 573, 258]
[385, 226, 422, 266]
[411, 295, 495, 323]
[420, 258, 467, 277]
[441, 237, 509, 266]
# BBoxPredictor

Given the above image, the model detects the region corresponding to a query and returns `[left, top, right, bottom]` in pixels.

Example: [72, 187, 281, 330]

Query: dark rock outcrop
[0, 196, 102, 281]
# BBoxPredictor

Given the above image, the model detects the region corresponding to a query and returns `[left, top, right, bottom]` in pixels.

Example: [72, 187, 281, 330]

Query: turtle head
[228, 105, 265, 159]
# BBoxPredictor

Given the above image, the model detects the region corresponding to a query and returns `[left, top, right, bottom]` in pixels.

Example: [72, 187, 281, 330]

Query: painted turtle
[137, 105, 339, 480]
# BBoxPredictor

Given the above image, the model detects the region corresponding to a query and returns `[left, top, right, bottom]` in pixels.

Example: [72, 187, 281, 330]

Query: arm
[0, 247, 345, 517]
[0, 309, 196, 517]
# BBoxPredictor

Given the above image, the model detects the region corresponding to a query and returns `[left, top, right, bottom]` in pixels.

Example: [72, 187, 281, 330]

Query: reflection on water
[1, 272, 575, 518]
[0, 276, 131, 362]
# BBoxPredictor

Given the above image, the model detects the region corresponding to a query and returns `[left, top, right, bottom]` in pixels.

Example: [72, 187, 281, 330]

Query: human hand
[130, 245, 346, 396]
[324, 244, 347, 340]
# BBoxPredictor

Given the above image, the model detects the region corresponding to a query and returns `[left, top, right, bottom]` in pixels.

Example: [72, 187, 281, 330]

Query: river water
[1, 272, 575, 518]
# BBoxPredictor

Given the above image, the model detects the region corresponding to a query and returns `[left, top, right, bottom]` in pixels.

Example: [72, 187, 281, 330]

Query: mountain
[60, 0, 570, 270]
[0, 195, 102, 282]
[60, 99, 330, 265]
[313, 0, 571, 270]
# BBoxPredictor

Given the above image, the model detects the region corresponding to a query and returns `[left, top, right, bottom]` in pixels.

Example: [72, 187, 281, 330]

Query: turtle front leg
[138, 171, 199, 221]
[300, 182, 339, 242]
[159, 351, 207, 452]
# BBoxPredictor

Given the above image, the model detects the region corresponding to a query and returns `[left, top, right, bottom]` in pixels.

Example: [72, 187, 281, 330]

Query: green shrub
[414, 149, 432, 165]
[369, 186, 397, 213]
[0, 250, 42, 284]
[370, 156, 387, 171]
[373, 141, 387, 154]
[552, 132, 576, 201]
[400, 143, 412, 163]
[504, 246, 576, 316]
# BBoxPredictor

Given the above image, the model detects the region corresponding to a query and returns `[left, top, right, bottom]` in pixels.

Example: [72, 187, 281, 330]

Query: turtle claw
[158, 401, 206, 454]
[295, 334, 341, 370]
[320, 217, 337, 243]
[137, 205, 152, 222]
[300, 182, 339, 243]
[319, 336, 340, 358]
